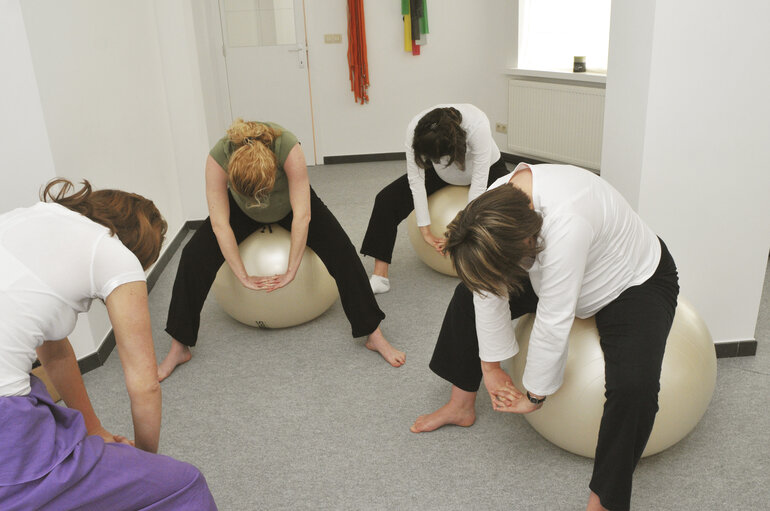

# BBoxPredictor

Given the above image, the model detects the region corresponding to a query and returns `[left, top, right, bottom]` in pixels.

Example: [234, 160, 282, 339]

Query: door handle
[288, 45, 306, 68]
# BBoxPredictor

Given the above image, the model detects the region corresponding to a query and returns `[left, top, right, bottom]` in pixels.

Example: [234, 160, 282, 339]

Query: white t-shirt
[474, 163, 661, 396]
[406, 104, 502, 227]
[0, 202, 146, 397]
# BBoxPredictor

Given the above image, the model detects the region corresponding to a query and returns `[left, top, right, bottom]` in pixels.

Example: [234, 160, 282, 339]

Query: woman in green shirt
[158, 119, 405, 380]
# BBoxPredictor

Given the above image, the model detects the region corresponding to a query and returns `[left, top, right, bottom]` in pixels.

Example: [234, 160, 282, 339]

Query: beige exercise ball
[406, 185, 468, 276]
[502, 297, 717, 458]
[212, 225, 338, 329]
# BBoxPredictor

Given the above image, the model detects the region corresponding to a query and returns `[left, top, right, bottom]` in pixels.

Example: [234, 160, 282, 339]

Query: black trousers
[429, 239, 679, 511]
[360, 157, 509, 263]
[166, 188, 385, 346]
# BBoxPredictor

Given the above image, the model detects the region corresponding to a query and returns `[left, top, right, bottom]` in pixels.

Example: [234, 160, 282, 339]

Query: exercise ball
[406, 185, 467, 276]
[212, 225, 338, 329]
[501, 297, 717, 458]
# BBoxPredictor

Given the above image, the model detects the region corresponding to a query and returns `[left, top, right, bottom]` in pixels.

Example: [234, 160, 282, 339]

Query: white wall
[0, 0, 56, 211]
[153, 0, 215, 222]
[20, 1, 187, 233]
[303, 0, 513, 159]
[599, 1, 656, 209]
[4, 0, 211, 358]
[602, 0, 770, 343]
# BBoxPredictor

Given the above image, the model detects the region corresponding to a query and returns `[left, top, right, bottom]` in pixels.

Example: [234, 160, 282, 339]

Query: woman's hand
[239, 274, 266, 291]
[89, 425, 135, 446]
[492, 390, 542, 414]
[480, 361, 542, 414]
[253, 270, 297, 292]
[481, 362, 520, 409]
[419, 225, 447, 253]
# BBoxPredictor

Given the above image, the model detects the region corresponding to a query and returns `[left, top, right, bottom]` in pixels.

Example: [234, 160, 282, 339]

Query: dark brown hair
[444, 184, 542, 297]
[412, 107, 467, 171]
[41, 178, 167, 270]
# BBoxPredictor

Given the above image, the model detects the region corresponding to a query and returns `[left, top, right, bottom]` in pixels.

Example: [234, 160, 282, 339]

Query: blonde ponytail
[227, 118, 282, 204]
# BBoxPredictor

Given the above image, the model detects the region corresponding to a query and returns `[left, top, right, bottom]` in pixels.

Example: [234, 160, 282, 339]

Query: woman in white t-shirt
[411, 164, 680, 511]
[0, 179, 216, 510]
[359, 104, 508, 294]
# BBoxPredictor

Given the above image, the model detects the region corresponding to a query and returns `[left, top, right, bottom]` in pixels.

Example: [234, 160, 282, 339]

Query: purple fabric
[0, 375, 217, 510]
[0, 375, 87, 485]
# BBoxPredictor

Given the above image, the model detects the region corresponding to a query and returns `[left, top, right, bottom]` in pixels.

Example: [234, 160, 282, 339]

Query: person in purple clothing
[0, 179, 217, 510]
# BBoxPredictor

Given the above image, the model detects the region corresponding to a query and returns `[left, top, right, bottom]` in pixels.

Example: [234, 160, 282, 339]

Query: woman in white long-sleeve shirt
[410, 163, 679, 511]
[359, 104, 508, 294]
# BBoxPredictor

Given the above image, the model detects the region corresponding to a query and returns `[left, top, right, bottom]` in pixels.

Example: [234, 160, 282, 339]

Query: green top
[209, 122, 299, 223]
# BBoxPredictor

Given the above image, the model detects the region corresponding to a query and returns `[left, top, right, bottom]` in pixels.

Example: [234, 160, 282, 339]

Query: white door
[219, 0, 316, 164]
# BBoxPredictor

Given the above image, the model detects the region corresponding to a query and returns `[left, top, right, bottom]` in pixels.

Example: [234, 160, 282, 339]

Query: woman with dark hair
[157, 119, 404, 381]
[411, 163, 680, 511]
[360, 104, 509, 294]
[0, 179, 216, 510]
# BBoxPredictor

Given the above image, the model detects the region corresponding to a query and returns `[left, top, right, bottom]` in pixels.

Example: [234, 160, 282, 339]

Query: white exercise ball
[502, 297, 717, 458]
[406, 185, 468, 276]
[212, 225, 338, 329]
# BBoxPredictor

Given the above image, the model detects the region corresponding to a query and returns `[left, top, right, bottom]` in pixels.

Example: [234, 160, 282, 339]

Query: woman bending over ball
[360, 104, 509, 294]
[411, 163, 679, 511]
[158, 119, 404, 381]
[0, 179, 216, 510]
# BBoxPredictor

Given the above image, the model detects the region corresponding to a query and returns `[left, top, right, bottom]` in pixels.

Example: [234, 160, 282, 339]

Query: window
[518, 0, 611, 74]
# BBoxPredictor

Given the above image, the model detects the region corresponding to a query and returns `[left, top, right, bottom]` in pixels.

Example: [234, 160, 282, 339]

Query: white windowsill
[505, 68, 607, 85]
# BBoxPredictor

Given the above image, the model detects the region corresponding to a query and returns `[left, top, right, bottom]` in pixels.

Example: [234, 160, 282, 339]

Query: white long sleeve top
[406, 104, 501, 227]
[0, 202, 146, 397]
[475, 163, 661, 396]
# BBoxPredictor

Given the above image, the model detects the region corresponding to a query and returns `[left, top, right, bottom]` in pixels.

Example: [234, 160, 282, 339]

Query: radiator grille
[508, 80, 605, 170]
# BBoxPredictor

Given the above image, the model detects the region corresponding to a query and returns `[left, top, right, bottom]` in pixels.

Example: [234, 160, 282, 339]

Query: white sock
[369, 275, 391, 295]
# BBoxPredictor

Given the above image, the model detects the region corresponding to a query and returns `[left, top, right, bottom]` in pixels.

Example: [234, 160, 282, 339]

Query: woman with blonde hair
[360, 104, 509, 294]
[158, 119, 404, 380]
[0, 179, 216, 509]
[411, 163, 679, 511]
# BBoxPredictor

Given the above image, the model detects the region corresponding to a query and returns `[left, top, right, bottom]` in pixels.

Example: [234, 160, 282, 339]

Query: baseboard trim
[77, 220, 203, 374]
[501, 152, 547, 166]
[324, 152, 406, 164]
[715, 340, 758, 358]
[322, 151, 545, 166]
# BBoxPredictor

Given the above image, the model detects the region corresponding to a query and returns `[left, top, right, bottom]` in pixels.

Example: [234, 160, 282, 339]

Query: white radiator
[508, 79, 605, 170]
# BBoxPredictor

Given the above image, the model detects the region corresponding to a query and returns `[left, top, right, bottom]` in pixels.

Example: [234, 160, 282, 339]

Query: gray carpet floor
[83, 161, 770, 510]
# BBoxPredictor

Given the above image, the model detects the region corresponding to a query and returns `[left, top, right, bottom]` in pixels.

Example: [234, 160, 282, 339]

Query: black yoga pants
[166, 188, 385, 346]
[428, 239, 679, 511]
[360, 157, 509, 264]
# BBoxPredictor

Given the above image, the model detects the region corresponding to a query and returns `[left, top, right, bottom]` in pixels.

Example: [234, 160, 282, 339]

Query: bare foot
[410, 402, 476, 433]
[365, 327, 405, 367]
[586, 491, 608, 511]
[411, 386, 477, 433]
[157, 340, 192, 382]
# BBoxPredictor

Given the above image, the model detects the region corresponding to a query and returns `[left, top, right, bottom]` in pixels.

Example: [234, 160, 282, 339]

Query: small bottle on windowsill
[573, 56, 586, 73]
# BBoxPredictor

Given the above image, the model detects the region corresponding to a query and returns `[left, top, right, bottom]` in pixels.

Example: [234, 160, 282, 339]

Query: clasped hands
[419, 225, 446, 254]
[239, 271, 296, 293]
[482, 365, 542, 414]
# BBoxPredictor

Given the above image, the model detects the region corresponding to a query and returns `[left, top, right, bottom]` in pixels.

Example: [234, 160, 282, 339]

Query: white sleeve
[406, 122, 432, 227]
[523, 216, 592, 396]
[91, 233, 146, 300]
[466, 117, 495, 203]
[474, 290, 518, 362]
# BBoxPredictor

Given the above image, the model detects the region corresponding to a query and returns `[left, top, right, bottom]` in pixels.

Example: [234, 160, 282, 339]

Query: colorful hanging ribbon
[402, 0, 429, 55]
[347, 0, 369, 104]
